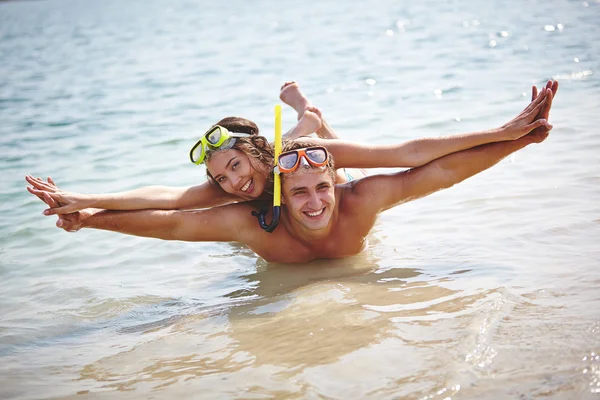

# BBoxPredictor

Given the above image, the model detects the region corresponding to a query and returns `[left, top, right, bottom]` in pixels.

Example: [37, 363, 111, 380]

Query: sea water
[1, 0, 599, 398]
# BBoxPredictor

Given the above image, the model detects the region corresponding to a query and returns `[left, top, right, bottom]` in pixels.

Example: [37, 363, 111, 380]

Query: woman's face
[206, 149, 268, 199]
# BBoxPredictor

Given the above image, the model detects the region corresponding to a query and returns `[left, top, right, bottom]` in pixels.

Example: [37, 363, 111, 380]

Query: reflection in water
[74, 248, 497, 398]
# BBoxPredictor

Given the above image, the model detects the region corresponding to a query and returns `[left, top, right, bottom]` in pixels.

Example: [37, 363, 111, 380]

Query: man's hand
[41, 191, 87, 232]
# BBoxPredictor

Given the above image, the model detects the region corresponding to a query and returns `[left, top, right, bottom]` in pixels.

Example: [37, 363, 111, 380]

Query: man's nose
[307, 191, 322, 209]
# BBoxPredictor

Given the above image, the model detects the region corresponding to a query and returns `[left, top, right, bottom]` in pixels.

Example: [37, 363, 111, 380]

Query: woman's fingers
[538, 84, 555, 122]
[528, 94, 548, 118]
[26, 186, 47, 202]
[43, 192, 59, 208]
[531, 85, 538, 102]
[43, 204, 76, 215]
[25, 175, 56, 192]
[519, 89, 546, 118]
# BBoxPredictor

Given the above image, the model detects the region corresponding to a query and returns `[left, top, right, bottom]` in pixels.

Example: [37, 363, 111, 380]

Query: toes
[280, 81, 297, 91]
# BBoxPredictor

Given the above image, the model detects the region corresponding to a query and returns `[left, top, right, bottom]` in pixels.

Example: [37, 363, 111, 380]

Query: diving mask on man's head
[189, 125, 251, 165]
[277, 146, 329, 173]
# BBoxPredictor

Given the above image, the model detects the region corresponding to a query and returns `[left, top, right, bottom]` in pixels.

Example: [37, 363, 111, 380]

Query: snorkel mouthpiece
[252, 105, 282, 233]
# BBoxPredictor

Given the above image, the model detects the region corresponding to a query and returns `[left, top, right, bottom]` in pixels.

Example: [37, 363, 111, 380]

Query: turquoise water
[1, 0, 600, 398]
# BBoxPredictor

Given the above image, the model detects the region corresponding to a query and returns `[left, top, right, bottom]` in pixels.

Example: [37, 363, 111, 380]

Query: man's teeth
[241, 179, 252, 192]
[306, 208, 324, 217]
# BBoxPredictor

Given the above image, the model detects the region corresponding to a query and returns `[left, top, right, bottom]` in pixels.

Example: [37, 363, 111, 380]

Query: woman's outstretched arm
[305, 81, 557, 169]
[25, 176, 239, 215]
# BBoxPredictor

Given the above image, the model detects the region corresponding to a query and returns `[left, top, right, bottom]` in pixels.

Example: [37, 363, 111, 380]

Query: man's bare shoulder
[335, 172, 407, 217]
[335, 180, 368, 216]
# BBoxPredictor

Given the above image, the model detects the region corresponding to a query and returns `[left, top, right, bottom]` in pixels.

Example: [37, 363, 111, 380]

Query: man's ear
[280, 193, 286, 205]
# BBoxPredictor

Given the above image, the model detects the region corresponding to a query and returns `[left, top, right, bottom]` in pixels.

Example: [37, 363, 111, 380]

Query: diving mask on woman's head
[277, 146, 329, 173]
[189, 125, 251, 165]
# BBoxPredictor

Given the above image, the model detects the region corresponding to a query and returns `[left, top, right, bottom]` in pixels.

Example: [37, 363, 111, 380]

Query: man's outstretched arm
[351, 129, 550, 213]
[349, 84, 555, 213]
[41, 192, 251, 243]
[374, 130, 549, 212]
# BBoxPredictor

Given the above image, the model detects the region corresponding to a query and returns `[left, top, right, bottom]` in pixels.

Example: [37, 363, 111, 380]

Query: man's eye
[294, 191, 306, 196]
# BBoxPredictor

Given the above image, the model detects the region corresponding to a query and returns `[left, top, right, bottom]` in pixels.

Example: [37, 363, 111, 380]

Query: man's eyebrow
[289, 185, 308, 192]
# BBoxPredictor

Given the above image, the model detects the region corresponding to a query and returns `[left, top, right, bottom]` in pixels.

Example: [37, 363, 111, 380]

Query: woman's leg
[280, 81, 367, 182]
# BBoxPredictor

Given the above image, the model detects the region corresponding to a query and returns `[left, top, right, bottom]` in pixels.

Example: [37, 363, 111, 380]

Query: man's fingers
[56, 216, 78, 232]
[525, 119, 552, 133]
[47, 176, 56, 187]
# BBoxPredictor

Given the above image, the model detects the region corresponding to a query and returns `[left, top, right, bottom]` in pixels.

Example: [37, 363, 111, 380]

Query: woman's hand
[25, 175, 95, 215]
[527, 80, 558, 143]
[498, 81, 556, 141]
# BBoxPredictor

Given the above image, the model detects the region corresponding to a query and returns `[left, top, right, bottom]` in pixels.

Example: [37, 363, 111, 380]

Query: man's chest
[248, 224, 369, 263]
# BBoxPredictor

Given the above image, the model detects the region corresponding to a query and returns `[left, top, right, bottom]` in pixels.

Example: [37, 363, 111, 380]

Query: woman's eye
[217, 177, 226, 183]
[232, 162, 239, 170]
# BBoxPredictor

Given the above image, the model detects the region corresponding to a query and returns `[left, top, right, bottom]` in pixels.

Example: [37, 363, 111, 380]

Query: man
[39, 83, 556, 263]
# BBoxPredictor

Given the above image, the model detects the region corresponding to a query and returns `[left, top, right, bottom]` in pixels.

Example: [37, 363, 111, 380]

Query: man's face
[281, 167, 336, 232]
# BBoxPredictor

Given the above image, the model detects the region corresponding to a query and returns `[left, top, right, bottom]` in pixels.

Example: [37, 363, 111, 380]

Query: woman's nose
[231, 174, 243, 189]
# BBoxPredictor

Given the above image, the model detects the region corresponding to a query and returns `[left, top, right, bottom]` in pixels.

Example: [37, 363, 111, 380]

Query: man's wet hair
[280, 139, 336, 182]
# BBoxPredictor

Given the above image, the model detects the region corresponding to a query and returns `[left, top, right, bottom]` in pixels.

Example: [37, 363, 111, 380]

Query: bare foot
[280, 81, 339, 140]
[283, 109, 322, 140]
[280, 81, 314, 120]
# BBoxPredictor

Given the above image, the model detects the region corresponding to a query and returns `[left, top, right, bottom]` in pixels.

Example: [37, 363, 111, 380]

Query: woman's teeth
[241, 179, 252, 192]
[306, 208, 324, 217]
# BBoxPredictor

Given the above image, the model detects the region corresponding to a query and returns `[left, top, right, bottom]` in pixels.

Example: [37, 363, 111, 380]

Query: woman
[26, 81, 557, 217]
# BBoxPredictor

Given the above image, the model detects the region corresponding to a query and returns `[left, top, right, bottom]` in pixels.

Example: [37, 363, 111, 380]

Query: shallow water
[1, 0, 600, 398]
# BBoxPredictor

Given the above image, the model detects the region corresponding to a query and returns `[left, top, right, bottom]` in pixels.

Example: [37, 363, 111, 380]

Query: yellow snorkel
[253, 105, 282, 233]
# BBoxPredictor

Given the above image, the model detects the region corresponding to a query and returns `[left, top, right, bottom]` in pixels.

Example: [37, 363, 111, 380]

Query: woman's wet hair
[214, 116, 259, 136]
[205, 117, 274, 185]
